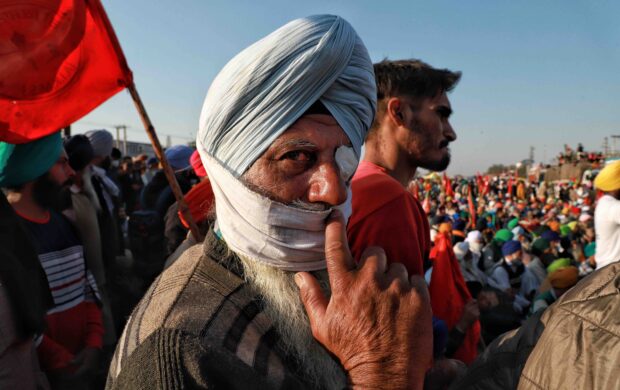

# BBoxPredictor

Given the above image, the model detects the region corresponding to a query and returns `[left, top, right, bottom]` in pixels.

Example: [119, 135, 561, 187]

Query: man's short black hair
[374, 59, 461, 102]
[369, 59, 461, 137]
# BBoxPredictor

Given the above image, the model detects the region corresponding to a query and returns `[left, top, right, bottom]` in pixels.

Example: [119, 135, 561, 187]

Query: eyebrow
[273, 138, 318, 151]
[436, 105, 453, 117]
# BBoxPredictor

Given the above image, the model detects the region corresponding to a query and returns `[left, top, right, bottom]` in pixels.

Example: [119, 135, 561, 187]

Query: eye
[436, 107, 452, 119]
[279, 150, 315, 163]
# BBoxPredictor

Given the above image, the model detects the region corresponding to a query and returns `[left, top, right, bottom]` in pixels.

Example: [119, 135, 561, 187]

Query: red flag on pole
[506, 172, 514, 199]
[0, 0, 133, 143]
[443, 172, 454, 198]
[467, 184, 476, 226]
[422, 191, 431, 215]
[483, 175, 490, 196]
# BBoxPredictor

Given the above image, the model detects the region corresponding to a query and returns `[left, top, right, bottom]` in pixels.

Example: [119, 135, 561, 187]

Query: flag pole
[126, 82, 204, 242]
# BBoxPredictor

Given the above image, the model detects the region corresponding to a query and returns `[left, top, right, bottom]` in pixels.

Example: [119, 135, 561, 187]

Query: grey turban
[197, 15, 377, 177]
[85, 129, 114, 157]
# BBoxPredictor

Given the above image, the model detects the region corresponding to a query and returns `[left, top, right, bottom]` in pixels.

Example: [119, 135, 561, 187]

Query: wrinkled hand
[456, 300, 480, 332]
[70, 347, 99, 378]
[295, 211, 433, 390]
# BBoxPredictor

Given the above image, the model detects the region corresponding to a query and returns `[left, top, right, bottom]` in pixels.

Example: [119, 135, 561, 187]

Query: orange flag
[429, 233, 480, 364]
[0, 0, 133, 143]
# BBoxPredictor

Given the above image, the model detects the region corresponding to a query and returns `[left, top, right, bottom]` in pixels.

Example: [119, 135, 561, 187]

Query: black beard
[32, 174, 72, 211]
[420, 153, 451, 172]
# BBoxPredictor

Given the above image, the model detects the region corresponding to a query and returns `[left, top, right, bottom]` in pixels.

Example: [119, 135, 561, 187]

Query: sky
[72, 0, 620, 175]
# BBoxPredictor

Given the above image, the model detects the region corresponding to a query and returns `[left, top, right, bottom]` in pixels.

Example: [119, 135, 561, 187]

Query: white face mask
[203, 149, 355, 272]
[469, 241, 483, 254]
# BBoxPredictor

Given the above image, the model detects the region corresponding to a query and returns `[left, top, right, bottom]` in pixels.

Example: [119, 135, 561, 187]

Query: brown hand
[295, 211, 433, 390]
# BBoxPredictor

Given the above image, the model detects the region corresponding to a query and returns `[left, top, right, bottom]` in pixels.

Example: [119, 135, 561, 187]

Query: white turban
[466, 230, 483, 243]
[454, 241, 470, 261]
[197, 14, 376, 177]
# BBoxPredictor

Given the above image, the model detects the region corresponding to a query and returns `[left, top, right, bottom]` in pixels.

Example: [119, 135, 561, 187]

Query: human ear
[386, 98, 405, 127]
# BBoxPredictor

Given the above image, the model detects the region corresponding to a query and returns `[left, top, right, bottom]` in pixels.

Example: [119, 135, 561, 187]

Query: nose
[444, 121, 457, 142]
[307, 162, 348, 206]
[65, 163, 76, 179]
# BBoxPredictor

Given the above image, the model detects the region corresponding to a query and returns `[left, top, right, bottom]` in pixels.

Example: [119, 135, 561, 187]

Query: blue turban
[197, 15, 377, 177]
[85, 129, 114, 157]
[0, 132, 63, 187]
[165, 145, 194, 171]
[502, 240, 522, 257]
[452, 219, 466, 231]
[541, 230, 560, 242]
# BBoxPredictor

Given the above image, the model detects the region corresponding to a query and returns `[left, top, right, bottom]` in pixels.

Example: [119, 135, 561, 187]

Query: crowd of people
[1, 14, 619, 390]
[412, 171, 604, 348]
[556, 143, 606, 167]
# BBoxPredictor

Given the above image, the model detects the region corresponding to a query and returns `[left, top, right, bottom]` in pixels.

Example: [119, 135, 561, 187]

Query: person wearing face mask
[481, 228, 513, 274]
[107, 16, 432, 390]
[465, 230, 484, 257]
[489, 240, 530, 314]
[454, 241, 487, 287]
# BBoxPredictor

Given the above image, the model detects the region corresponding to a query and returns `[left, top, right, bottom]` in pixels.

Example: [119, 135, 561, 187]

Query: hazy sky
[72, 0, 620, 175]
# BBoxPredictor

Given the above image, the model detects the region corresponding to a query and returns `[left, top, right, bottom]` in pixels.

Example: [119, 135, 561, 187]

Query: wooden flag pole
[127, 82, 204, 242]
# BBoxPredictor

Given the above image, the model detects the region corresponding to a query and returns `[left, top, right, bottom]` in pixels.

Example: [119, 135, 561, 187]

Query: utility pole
[603, 137, 609, 157]
[529, 146, 535, 164]
[115, 126, 120, 149]
[113, 125, 128, 155]
[122, 125, 127, 156]
[611, 135, 620, 157]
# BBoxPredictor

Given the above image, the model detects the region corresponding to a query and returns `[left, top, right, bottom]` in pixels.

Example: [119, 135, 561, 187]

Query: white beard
[236, 253, 347, 389]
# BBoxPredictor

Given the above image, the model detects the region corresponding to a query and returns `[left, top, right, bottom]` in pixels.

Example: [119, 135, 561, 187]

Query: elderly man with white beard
[106, 15, 432, 390]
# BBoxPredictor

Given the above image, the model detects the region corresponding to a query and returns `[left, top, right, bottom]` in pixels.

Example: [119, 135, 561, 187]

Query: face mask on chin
[204, 150, 355, 272]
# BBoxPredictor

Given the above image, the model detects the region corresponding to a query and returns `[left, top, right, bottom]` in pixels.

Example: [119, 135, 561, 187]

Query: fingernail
[294, 273, 304, 288]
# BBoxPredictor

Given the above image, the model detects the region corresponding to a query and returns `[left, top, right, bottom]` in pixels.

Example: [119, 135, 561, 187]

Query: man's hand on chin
[295, 210, 433, 390]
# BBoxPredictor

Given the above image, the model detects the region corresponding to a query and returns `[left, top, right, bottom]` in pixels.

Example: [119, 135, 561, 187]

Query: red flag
[443, 172, 454, 197]
[422, 191, 431, 215]
[0, 0, 133, 143]
[506, 173, 514, 199]
[467, 184, 476, 226]
[429, 233, 480, 364]
[483, 175, 490, 195]
[475, 172, 483, 193]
